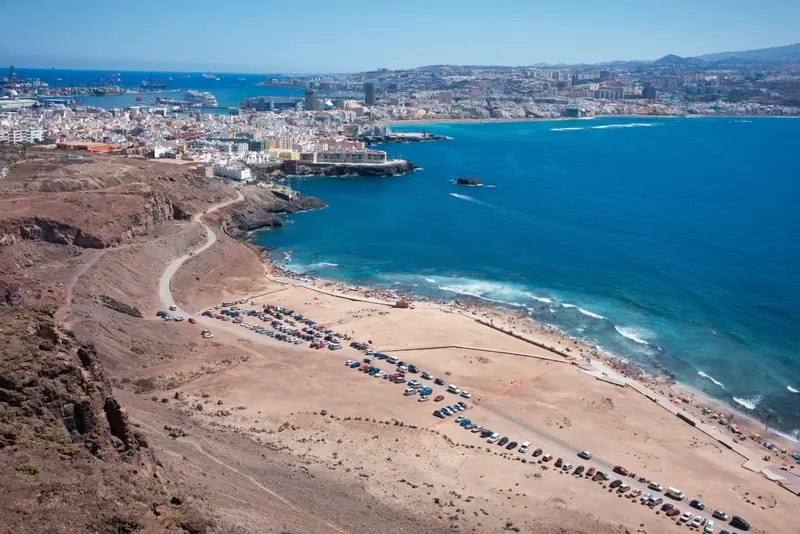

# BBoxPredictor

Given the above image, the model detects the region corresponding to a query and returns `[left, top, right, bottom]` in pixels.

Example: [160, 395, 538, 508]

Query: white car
[691, 517, 704, 528]
[680, 512, 693, 522]
[461, 391, 472, 399]
[455, 415, 465, 423]
[648, 482, 663, 492]
[640, 493, 651, 504]
[374, 371, 385, 378]
[519, 441, 531, 453]
[418, 396, 430, 402]
[704, 520, 714, 533]
[169, 305, 177, 311]
[403, 388, 417, 396]
[366, 349, 375, 355]
[345, 360, 356, 366]
[471, 425, 483, 433]
[487, 433, 500, 443]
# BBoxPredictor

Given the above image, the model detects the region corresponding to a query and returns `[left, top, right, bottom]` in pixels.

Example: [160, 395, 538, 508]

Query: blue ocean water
[253, 117, 800, 439]
[13, 67, 307, 109]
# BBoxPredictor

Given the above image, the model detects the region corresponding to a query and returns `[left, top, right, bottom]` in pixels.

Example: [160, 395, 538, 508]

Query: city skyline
[1, 0, 800, 73]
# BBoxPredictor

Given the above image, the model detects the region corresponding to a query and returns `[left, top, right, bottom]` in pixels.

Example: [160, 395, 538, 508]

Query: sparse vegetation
[14, 461, 40, 479]
[132, 377, 156, 394]
[0, 409, 13, 424]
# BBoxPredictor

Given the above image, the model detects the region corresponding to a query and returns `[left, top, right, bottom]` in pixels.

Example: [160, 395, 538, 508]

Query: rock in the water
[456, 177, 483, 186]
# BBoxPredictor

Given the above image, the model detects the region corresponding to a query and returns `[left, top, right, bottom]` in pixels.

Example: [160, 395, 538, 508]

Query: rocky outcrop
[291, 159, 418, 177]
[227, 189, 327, 233]
[0, 218, 106, 248]
[98, 295, 143, 318]
[457, 177, 483, 186]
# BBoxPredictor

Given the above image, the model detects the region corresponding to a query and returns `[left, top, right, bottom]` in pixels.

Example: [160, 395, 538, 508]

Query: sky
[1, 0, 799, 73]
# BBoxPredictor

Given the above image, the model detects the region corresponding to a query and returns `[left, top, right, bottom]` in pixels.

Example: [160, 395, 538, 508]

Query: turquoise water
[253, 117, 800, 439]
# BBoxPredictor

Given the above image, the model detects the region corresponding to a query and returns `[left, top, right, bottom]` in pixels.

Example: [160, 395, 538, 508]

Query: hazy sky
[1, 0, 798, 73]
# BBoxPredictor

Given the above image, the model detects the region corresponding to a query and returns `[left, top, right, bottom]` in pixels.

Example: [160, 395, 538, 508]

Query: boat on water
[202, 71, 216, 79]
[184, 90, 218, 106]
[236, 77, 246, 81]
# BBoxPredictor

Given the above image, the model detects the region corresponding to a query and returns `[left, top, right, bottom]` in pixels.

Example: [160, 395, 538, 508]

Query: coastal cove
[250, 116, 800, 440]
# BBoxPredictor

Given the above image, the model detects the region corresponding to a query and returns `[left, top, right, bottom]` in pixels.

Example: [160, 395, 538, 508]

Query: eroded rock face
[0, 313, 144, 460]
[227, 189, 327, 232]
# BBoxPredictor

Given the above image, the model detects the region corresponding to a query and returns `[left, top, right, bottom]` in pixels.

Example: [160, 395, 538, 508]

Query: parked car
[433, 410, 445, 419]
[616, 483, 629, 493]
[188, 318, 196, 324]
[418, 396, 430, 402]
[574, 466, 585, 476]
[562, 463, 573, 472]
[408, 365, 419, 373]
[457, 401, 468, 409]
[455, 415, 465, 423]
[460, 419, 472, 427]
[586, 467, 596, 477]
[661, 503, 674, 512]
[628, 489, 642, 499]
[542, 454, 553, 462]
[519, 441, 531, 453]
[480, 429, 493, 438]
[497, 437, 509, 447]
[577, 450, 593, 460]
[704, 520, 715, 533]
[471, 425, 483, 433]
[434, 378, 445, 385]
[421, 372, 433, 380]
[609, 480, 622, 489]
[680, 512, 693, 522]
[712, 511, 729, 521]
[506, 441, 518, 450]
[487, 433, 500, 444]
[666, 508, 681, 517]
[461, 391, 472, 399]
[690, 500, 705, 511]
[648, 482, 664, 492]
[434, 395, 445, 402]
[730, 516, 750, 531]
[691, 517, 704, 528]
[640, 493, 651, 503]
[613, 465, 629, 476]
[592, 471, 609, 482]
[555, 458, 563, 468]
[532, 448, 543, 457]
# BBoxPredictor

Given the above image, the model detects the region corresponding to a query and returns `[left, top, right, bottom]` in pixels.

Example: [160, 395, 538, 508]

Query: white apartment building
[300, 149, 387, 164]
[0, 129, 44, 143]
[213, 164, 253, 182]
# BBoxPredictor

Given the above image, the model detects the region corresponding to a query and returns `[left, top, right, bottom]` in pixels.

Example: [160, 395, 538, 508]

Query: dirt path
[158, 190, 244, 314]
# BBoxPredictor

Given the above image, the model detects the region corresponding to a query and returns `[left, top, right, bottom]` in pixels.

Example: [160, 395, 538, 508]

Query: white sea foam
[788, 386, 799, 393]
[436, 277, 543, 309]
[551, 127, 584, 132]
[450, 192, 477, 202]
[424, 278, 437, 283]
[579, 308, 605, 319]
[561, 303, 576, 308]
[591, 123, 653, 130]
[318, 262, 339, 267]
[524, 293, 553, 304]
[770, 428, 800, 443]
[697, 370, 725, 389]
[733, 394, 763, 410]
[614, 326, 651, 345]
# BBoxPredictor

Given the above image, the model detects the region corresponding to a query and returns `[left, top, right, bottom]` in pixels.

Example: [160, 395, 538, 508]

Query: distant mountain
[696, 42, 800, 63]
[652, 54, 707, 67]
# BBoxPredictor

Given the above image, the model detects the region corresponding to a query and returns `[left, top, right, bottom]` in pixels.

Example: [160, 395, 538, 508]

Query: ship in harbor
[184, 90, 218, 106]
[202, 71, 216, 79]
[139, 73, 168, 91]
[92, 86, 124, 96]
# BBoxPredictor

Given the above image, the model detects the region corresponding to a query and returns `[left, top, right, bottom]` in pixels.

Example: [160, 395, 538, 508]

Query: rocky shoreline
[226, 188, 327, 233]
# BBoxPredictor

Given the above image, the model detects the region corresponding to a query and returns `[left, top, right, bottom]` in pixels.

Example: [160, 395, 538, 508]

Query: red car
[613, 465, 629, 476]
[359, 364, 369, 371]
[434, 395, 445, 402]
[666, 508, 681, 517]
[216, 314, 223, 319]
[586, 467, 596, 478]
[188, 318, 196, 324]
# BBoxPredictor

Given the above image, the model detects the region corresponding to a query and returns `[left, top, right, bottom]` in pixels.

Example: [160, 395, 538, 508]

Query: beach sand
[157, 246, 800, 532]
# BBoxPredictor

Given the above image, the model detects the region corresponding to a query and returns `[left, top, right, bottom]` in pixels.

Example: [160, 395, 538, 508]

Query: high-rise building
[642, 83, 657, 100]
[9, 65, 16, 82]
[304, 89, 318, 110]
[364, 82, 376, 105]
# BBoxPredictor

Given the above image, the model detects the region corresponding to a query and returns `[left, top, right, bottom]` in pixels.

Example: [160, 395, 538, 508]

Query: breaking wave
[561, 303, 606, 319]
[733, 394, 763, 410]
[424, 278, 437, 283]
[551, 127, 584, 132]
[614, 325, 651, 345]
[591, 123, 653, 129]
[697, 371, 725, 389]
[771, 428, 800, 443]
[788, 386, 799, 393]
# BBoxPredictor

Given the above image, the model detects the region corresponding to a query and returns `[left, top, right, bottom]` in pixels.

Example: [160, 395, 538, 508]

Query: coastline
[257, 251, 798, 455]
[389, 114, 799, 126]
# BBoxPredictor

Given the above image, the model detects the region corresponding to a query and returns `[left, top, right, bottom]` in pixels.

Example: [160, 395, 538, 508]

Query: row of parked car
[609, 465, 750, 531]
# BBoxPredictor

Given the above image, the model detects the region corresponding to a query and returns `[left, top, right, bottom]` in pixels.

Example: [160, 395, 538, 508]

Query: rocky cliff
[225, 187, 327, 233]
[291, 159, 418, 177]
[0, 308, 214, 533]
